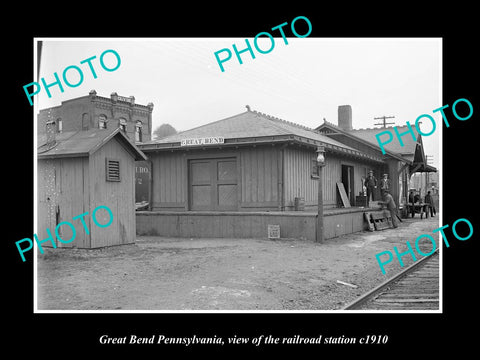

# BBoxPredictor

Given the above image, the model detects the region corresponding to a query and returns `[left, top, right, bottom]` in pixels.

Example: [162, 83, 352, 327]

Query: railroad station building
[37, 92, 437, 243]
[139, 107, 387, 212]
[136, 105, 436, 241]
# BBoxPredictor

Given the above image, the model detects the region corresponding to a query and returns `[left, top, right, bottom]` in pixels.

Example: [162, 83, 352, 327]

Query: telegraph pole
[374, 115, 395, 128]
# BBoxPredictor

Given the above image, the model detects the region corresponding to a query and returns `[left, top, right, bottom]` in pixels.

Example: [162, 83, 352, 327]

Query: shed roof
[140, 109, 385, 163]
[37, 127, 147, 161]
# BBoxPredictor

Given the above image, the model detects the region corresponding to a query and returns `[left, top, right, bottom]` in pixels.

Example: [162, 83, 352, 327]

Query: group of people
[364, 171, 391, 204]
[409, 189, 437, 218]
[364, 170, 437, 228]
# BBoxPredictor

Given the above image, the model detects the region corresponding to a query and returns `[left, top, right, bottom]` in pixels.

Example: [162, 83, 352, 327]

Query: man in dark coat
[364, 170, 377, 206]
[424, 190, 436, 217]
[408, 189, 416, 217]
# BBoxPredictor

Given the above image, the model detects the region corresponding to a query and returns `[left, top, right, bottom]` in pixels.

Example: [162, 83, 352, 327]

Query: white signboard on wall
[181, 137, 225, 146]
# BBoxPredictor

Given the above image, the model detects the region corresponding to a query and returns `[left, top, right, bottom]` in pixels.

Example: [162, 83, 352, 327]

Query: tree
[153, 123, 177, 140]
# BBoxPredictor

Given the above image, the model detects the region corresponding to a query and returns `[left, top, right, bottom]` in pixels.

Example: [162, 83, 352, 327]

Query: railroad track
[343, 249, 440, 310]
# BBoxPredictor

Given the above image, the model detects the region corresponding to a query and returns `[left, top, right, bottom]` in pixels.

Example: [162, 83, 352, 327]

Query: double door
[189, 157, 238, 211]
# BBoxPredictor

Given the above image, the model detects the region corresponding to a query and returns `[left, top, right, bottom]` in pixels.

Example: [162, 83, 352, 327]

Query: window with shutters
[106, 158, 121, 182]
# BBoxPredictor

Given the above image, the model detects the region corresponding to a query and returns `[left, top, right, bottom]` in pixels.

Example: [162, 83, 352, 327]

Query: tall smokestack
[338, 105, 352, 131]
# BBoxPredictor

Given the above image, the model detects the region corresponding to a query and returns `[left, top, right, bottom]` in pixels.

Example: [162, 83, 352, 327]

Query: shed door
[189, 158, 237, 211]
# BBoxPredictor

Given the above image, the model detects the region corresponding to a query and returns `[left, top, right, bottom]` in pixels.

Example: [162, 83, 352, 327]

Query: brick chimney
[338, 105, 352, 131]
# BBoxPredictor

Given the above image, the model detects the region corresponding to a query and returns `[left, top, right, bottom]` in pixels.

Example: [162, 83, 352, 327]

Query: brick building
[37, 90, 154, 143]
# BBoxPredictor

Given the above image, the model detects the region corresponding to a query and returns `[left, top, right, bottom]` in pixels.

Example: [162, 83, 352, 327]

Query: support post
[315, 146, 326, 243]
[316, 165, 324, 243]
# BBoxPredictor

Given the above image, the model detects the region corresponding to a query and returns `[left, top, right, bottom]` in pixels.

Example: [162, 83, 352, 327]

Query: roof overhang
[139, 134, 386, 164]
[38, 128, 147, 161]
[410, 162, 437, 173]
[316, 122, 410, 163]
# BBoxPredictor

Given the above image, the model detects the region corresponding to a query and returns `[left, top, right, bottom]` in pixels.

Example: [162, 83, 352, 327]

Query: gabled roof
[348, 125, 420, 160]
[140, 109, 385, 162]
[37, 127, 147, 161]
[317, 120, 437, 172]
[316, 120, 407, 162]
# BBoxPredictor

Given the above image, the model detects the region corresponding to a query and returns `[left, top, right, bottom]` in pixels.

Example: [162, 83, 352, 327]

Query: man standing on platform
[364, 170, 377, 207]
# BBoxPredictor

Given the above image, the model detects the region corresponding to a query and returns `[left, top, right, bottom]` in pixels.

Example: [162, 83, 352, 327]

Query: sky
[35, 38, 441, 168]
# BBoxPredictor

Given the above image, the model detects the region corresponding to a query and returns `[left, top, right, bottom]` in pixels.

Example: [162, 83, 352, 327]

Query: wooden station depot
[37, 92, 437, 246]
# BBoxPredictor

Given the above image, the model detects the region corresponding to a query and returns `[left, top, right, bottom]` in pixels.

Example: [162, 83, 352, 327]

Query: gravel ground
[36, 214, 440, 311]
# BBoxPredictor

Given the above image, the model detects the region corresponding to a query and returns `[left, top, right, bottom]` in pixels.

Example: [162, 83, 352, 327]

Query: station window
[56, 118, 62, 133]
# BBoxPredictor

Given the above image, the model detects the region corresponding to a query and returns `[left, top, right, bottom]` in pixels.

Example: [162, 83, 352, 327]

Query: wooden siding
[89, 137, 136, 247]
[37, 136, 139, 249]
[149, 146, 280, 211]
[283, 146, 384, 210]
[136, 208, 369, 241]
[137, 211, 317, 240]
[240, 146, 279, 210]
[147, 145, 384, 213]
[283, 146, 318, 209]
[37, 157, 90, 248]
[322, 152, 341, 208]
[150, 152, 187, 210]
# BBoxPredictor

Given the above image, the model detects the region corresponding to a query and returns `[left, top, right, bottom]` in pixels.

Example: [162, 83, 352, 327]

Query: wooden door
[215, 158, 237, 210]
[189, 157, 237, 211]
[341, 165, 355, 205]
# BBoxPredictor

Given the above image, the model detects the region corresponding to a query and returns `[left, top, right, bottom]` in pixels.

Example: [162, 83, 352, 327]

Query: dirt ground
[37, 214, 440, 311]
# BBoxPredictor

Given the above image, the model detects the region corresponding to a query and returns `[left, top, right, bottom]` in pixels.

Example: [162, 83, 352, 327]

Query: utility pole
[374, 115, 395, 128]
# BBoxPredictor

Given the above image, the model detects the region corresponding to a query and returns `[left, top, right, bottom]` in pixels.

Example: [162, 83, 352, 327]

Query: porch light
[316, 146, 326, 166]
